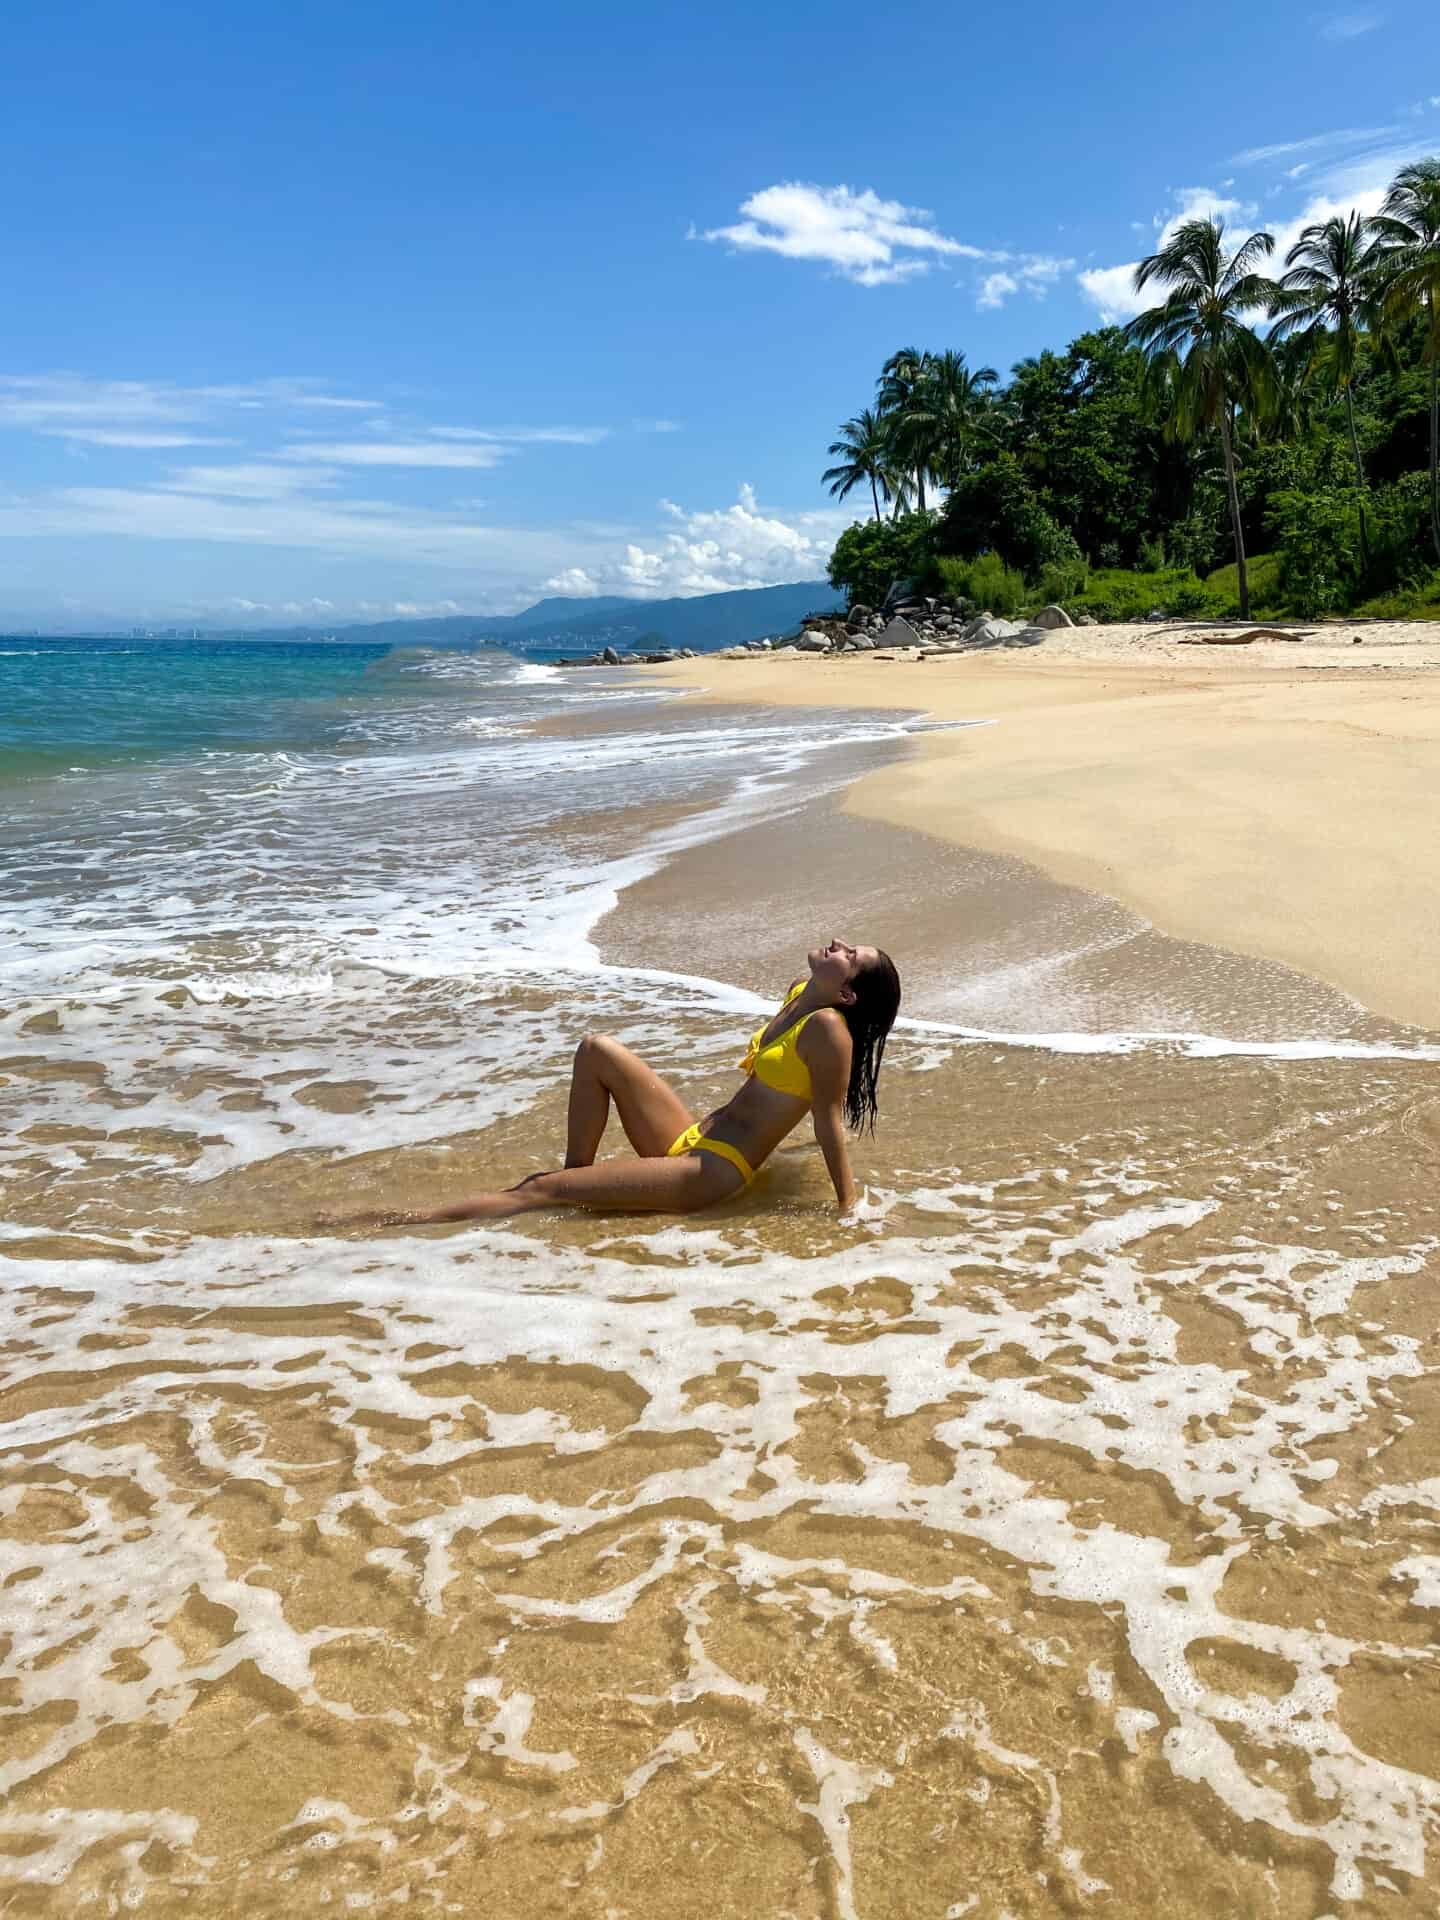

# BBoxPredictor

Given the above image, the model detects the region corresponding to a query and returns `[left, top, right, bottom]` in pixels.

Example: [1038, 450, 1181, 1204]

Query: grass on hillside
[937, 551, 1440, 625]
[1069, 566, 1224, 622]
[1353, 575, 1440, 620]
[1201, 553, 1285, 618]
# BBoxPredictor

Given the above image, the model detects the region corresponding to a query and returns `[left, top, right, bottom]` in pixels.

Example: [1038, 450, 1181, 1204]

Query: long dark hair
[839, 950, 901, 1133]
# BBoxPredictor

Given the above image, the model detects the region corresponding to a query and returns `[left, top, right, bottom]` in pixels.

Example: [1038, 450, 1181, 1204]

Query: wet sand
[4, 647, 1440, 1915]
[637, 635, 1440, 1031]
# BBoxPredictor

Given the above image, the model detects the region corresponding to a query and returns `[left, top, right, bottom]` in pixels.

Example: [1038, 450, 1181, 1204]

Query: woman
[407, 938, 900, 1222]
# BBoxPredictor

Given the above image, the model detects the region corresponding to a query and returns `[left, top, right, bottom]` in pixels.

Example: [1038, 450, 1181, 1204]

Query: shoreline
[623, 632, 1440, 1033]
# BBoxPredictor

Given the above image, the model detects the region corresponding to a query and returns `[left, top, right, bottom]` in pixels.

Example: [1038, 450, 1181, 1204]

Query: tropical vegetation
[823, 157, 1440, 622]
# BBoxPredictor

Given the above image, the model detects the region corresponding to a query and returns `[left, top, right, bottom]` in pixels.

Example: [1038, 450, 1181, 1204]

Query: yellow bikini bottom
[666, 1123, 756, 1186]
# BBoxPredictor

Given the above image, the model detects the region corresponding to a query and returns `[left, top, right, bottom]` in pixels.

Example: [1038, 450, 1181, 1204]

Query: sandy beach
[5, 630, 1440, 1914]
[640, 619, 1440, 1031]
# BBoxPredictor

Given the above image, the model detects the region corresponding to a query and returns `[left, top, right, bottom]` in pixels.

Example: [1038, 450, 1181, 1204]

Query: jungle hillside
[822, 159, 1440, 624]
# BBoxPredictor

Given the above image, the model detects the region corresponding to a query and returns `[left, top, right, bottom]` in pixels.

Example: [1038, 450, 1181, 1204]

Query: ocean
[3, 634, 1439, 1915]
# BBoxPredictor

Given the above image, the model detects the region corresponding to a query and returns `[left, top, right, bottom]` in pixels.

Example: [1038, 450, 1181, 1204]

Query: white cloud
[282, 440, 509, 469]
[977, 272, 1019, 310]
[1265, 185, 1390, 269]
[426, 424, 609, 445]
[614, 485, 845, 598]
[0, 376, 199, 429]
[541, 566, 604, 597]
[160, 463, 339, 499]
[0, 473, 844, 621]
[1231, 124, 1397, 166]
[1075, 263, 1151, 324]
[0, 483, 584, 579]
[702, 182, 996, 286]
[1076, 186, 1260, 320]
[290, 395, 380, 410]
[0, 374, 382, 437]
[50, 429, 233, 448]
[1231, 123, 1402, 167]
[1318, 9, 1383, 37]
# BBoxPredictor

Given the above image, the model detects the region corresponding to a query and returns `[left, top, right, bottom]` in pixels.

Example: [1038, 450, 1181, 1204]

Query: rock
[1144, 610, 1168, 624]
[877, 616, 922, 650]
[1077, 615, 1097, 627]
[846, 603, 874, 629]
[968, 617, 1031, 645]
[602, 645, 620, 664]
[1353, 635, 1364, 645]
[796, 630, 833, 653]
[1030, 604, 1074, 630]
[883, 576, 920, 612]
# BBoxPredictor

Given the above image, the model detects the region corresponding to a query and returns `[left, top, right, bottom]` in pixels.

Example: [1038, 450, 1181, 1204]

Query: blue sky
[3, 0, 1437, 627]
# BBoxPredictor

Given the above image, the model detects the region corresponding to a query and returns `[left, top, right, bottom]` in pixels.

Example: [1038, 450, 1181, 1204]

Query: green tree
[1005, 328, 1189, 564]
[1369, 157, 1440, 562]
[876, 347, 935, 512]
[937, 453, 1083, 583]
[822, 408, 893, 523]
[1269, 211, 1379, 564]
[1125, 218, 1279, 618]
[907, 349, 1000, 488]
[826, 512, 937, 608]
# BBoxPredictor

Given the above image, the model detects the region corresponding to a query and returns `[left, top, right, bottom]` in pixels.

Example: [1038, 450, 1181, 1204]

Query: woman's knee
[574, 1032, 617, 1068]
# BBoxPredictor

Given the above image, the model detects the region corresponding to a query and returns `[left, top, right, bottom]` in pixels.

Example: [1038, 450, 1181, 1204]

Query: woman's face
[806, 937, 880, 1000]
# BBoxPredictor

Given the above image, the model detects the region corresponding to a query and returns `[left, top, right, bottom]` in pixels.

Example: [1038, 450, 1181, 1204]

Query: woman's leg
[412, 1149, 741, 1222]
[565, 1034, 695, 1165]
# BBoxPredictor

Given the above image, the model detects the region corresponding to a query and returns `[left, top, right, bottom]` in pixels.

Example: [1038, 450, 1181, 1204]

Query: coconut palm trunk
[869, 475, 881, 523]
[1219, 406, 1251, 619]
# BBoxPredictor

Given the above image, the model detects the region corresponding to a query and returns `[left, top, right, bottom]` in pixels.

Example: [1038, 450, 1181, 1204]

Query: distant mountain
[239, 581, 841, 654]
[503, 594, 639, 630]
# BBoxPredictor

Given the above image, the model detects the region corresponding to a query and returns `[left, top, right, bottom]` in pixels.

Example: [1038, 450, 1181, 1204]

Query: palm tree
[1125, 218, 1278, 618]
[907, 349, 1001, 488]
[1369, 158, 1440, 563]
[822, 408, 893, 522]
[1269, 211, 1379, 565]
[876, 347, 935, 512]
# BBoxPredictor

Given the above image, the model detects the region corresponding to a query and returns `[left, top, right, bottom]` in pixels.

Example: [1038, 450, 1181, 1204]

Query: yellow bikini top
[740, 982, 814, 1100]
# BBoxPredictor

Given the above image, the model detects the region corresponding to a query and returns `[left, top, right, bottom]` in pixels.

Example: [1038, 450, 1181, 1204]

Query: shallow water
[3, 642, 1439, 1913]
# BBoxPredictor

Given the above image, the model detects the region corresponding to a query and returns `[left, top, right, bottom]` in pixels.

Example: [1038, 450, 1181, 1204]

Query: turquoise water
[0, 636, 521, 777]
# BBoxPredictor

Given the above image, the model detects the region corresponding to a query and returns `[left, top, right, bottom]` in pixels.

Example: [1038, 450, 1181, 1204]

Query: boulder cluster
[557, 645, 698, 667]
[715, 587, 1078, 660]
[554, 584, 1086, 669]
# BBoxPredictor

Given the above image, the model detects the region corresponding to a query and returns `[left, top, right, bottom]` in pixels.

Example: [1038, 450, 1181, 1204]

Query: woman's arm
[812, 1104, 856, 1211]
[802, 1013, 856, 1211]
